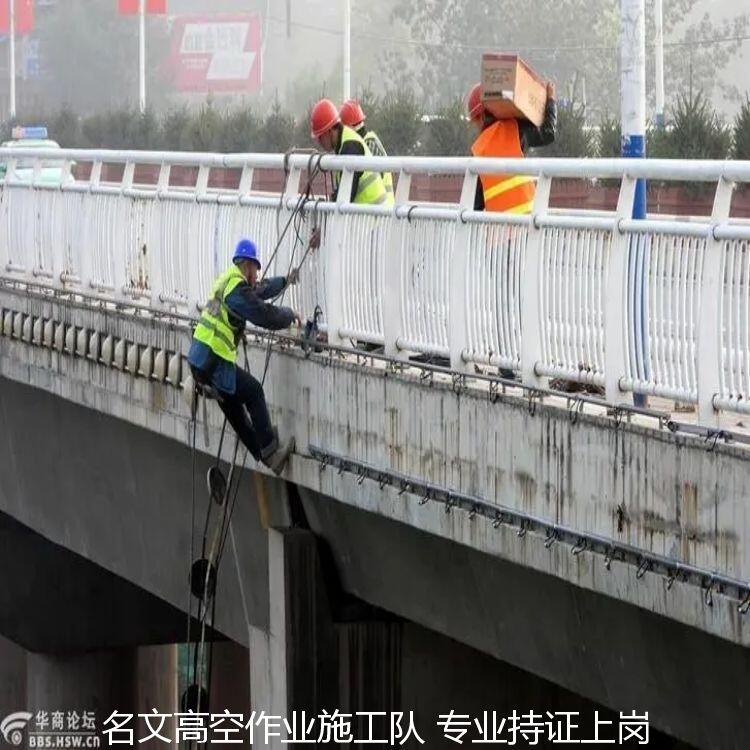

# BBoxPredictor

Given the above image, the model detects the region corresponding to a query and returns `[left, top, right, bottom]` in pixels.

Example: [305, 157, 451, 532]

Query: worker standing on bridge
[188, 240, 302, 476]
[339, 99, 395, 201]
[467, 81, 557, 213]
[310, 99, 393, 207]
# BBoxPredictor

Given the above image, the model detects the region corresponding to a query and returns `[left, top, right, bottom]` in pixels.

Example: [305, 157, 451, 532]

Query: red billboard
[0, 0, 34, 35]
[167, 14, 262, 93]
[118, 0, 166, 13]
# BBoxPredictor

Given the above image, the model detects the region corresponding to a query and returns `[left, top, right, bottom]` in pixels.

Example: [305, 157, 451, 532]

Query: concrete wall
[0, 375, 266, 647]
[300, 487, 748, 749]
[1, 287, 749, 747]
[1, 286, 746, 648]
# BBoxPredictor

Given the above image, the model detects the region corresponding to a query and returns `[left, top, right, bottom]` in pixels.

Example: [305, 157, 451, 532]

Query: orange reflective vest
[471, 120, 535, 214]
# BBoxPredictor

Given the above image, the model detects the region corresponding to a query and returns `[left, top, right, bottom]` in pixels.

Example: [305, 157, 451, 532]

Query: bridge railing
[1, 148, 750, 426]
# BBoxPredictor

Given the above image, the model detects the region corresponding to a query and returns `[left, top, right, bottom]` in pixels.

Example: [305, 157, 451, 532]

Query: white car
[0, 126, 70, 185]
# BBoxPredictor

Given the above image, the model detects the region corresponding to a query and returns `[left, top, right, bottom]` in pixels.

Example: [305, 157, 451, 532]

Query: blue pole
[621, 0, 648, 407]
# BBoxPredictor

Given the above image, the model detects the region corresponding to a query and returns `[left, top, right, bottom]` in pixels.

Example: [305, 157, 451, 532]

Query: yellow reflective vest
[333, 126, 393, 206]
[192, 266, 245, 363]
[362, 128, 395, 199]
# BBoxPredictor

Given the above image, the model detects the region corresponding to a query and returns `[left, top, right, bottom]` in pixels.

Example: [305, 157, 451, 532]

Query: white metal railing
[2, 148, 750, 425]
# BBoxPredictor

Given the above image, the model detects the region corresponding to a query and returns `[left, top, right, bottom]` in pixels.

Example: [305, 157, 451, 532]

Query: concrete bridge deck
[2, 282, 749, 748]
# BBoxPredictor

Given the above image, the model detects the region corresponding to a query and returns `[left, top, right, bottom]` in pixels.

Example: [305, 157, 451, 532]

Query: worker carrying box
[466, 53, 557, 214]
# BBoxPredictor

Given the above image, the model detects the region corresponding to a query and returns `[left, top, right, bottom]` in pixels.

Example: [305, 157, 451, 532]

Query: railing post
[520, 175, 552, 388]
[697, 176, 733, 426]
[238, 165, 254, 197]
[114, 162, 134, 306]
[605, 176, 637, 403]
[324, 168, 353, 346]
[83, 160, 101, 293]
[195, 165, 210, 199]
[149, 163, 170, 309]
[383, 170, 410, 359]
[277, 167, 303, 279]
[184, 165, 213, 315]
[449, 170, 478, 373]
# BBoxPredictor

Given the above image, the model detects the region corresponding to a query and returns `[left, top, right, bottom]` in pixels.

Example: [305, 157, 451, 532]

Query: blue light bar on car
[11, 126, 48, 140]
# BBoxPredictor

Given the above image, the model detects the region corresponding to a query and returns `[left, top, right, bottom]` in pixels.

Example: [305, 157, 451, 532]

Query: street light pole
[620, 0, 646, 213]
[139, 0, 146, 114]
[620, 0, 648, 406]
[654, 0, 665, 126]
[343, 0, 351, 100]
[9, 0, 16, 119]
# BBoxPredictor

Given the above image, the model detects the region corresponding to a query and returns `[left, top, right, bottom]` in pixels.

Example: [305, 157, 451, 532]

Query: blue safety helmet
[233, 238, 261, 269]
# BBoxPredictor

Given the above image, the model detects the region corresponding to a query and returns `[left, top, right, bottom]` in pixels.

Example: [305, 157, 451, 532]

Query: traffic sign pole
[9, 0, 16, 119]
[139, 0, 146, 113]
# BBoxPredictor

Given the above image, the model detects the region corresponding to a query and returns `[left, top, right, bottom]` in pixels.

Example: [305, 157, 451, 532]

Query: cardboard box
[481, 54, 547, 127]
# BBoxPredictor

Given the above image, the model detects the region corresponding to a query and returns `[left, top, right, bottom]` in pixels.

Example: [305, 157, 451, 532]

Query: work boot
[263, 436, 296, 476]
[260, 429, 295, 476]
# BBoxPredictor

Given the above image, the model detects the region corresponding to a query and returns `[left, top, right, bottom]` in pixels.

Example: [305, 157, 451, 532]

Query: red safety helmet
[467, 83, 484, 122]
[310, 99, 341, 139]
[339, 99, 366, 128]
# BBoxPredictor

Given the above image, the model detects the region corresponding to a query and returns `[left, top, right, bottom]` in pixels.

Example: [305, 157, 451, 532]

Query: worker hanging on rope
[466, 80, 557, 213]
[339, 99, 395, 201]
[188, 239, 302, 476]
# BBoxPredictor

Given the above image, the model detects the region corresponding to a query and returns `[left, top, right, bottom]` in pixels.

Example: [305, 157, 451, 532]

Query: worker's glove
[309, 227, 322, 250]
[287, 267, 300, 286]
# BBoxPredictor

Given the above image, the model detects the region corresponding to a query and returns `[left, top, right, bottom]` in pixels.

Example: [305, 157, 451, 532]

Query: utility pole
[620, 0, 647, 406]
[654, 0, 664, 126]
[9, 0, 16, 119]
[343, 0, 351, 100]
[139, 0, 146, 114]
[620, 0, 646, 215]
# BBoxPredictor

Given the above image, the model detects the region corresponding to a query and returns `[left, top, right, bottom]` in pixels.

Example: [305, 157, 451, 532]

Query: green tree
[185, 103, 224, 153]
[159, 107, 194, 151]
[365, 89, 423, 156]
[389, 0, 620, 113]
[258, 98, 297, 153]
[732, 97, 750, 160]
[597, 113, 621, 158]
[535, 102, 596, 158]
[419, 98, 470, 156]
[649, 91, 730, 159]
[49, 108, 83, 148]
[220, 108, 262, 152]
[662, 10, 749, 107]
[388, 0, 747, 116]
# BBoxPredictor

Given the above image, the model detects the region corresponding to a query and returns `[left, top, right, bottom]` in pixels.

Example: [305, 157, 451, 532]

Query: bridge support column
[250, 527, 402, 747]
[0, 635, 26, 717]
[27, 647, 138, 721]
[209, 641, 250, 716]
[26, 645, 178, 740]
[250, 528, 338, 747]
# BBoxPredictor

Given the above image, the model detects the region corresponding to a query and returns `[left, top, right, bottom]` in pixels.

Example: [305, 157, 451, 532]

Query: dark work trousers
[218, 368, 275, 462]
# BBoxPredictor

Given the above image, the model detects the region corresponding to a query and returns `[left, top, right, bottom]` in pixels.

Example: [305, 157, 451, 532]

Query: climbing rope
[183, 151, 325, 717]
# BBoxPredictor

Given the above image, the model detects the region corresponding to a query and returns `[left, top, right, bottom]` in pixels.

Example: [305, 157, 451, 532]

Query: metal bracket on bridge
[451, 373, 466, 395]
[567, 396, 585, 425]
[527, 389, 543, 416]
[306, 444, 750, 613]
[488, 380, 500, 404]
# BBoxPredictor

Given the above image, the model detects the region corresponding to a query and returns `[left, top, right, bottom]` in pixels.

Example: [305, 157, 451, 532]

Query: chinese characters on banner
[101, 709, 651, 746]
[166, 14, 262, 94]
